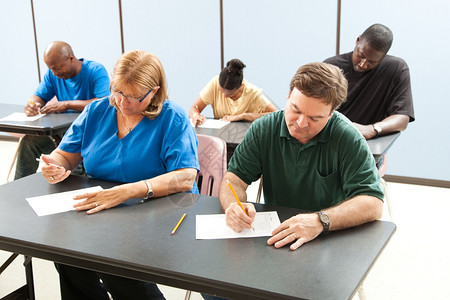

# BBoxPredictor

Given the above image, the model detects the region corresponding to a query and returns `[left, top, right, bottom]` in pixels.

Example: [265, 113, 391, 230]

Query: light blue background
[0, 0, 448, 182]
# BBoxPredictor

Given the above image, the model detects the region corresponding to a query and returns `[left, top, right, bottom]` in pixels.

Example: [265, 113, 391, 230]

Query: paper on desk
[196, 211, 280, 239]
[191, 118, 230, 129]
[25, 186, 103, 216]
[0, 112, 45, 122]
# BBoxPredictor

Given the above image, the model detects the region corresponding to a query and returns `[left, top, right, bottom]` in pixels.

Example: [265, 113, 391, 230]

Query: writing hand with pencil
[223, 177, 256, 232]
[25, 98, 43, 116]
[40, 155, 71, 184]
[190, 103, 206, 127]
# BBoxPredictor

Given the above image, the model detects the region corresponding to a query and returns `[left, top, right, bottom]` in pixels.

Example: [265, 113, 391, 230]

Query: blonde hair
[110, 50, 168, 119]
[289, 62, 348, 110]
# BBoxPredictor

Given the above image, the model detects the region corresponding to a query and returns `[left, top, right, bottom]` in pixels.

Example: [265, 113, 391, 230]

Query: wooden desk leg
[23, 256, 35, 300]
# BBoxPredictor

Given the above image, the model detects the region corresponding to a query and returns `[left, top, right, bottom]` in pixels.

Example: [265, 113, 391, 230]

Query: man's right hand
[224, 202, 256, 232]
[25, 100, 42, 116]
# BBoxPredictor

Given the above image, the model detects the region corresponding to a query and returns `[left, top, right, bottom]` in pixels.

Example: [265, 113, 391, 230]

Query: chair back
[196, 134, 227, 197]
[378, 154, 388, 177]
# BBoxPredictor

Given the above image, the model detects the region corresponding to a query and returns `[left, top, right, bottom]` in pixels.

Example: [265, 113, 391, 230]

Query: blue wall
[0, 0, 448, 182]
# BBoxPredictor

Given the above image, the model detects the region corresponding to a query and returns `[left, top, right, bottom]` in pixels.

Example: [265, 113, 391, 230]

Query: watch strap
[143, 180, 154, 199]
[317, 211, 330, 234]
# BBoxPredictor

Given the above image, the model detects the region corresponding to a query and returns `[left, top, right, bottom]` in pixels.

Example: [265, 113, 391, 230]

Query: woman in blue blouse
[40, 50, 199, 300]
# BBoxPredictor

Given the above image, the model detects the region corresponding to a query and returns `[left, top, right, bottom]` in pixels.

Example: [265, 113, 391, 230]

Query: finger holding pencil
[38, 155, 71, 184]
[226, 179, 255, 231]
[26, 98, 42, 116]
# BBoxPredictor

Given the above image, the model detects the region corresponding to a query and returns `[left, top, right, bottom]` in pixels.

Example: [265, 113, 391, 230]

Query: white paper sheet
[25, 186, 103, 216]
[0, 112, 45, 122]
[191, 118, 230, 129]
[196, 211, 280, 239]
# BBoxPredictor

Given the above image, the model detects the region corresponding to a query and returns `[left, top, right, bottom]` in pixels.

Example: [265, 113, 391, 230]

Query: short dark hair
[360, 24, 393, 53]
[219, 59, 246, 90]
[289, 62, 348, 110]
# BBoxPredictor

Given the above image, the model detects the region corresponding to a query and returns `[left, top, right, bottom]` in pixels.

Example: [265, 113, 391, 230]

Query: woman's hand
[41, 155, 71, 184]
[192, 113, 206, 126]
[73, 184, 135, 214]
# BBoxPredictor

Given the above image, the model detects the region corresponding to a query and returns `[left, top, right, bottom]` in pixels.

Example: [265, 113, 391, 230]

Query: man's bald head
[43, 41, 81, 79]
[44, 41, 74, 61]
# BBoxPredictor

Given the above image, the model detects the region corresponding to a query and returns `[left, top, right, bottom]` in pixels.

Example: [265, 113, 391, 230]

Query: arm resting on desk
[354, 114, 409, 140]
[72, 168, 197, 214]
[40, 97, 99, 114]
[268, 195, 383, 251]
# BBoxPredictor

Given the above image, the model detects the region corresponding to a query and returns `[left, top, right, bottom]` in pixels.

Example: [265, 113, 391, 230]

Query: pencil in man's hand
[226, 179, 254, 231]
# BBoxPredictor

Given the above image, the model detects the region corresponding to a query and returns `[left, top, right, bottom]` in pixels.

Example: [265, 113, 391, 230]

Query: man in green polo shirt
[219, 62, 384, 251]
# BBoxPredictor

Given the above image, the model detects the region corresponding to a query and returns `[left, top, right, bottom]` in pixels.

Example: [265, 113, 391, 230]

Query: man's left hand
[267, 213, 323, 251]
[40, 98, 69, 114]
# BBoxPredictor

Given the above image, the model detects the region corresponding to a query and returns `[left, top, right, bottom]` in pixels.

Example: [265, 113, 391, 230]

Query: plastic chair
[196, 134, 227, 197]
[185, 135, 227, 300]
[377, 154, 393, 220]
[6, 133, 25, 182]
[358, 154, 391, 300]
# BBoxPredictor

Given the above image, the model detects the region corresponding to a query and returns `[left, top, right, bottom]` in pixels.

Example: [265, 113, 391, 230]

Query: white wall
[122, 0, 221, 112]
[1, 0, 448, 181]
[223, 0, 337, 109]
[0, 1, 38, 104]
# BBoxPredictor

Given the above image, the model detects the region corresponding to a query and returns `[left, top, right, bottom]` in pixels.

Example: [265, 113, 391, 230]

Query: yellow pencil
[29, 99, 41, 114]
[226, 179, 254, 231]
[171, 213, 186, 235]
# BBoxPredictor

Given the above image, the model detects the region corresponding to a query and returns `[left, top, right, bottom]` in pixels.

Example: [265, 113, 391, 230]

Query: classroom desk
[0, 174, 396, 300]
[0, 103, 79, 137]
[194, 121, 251, 147]
[366, 132, 400, 164]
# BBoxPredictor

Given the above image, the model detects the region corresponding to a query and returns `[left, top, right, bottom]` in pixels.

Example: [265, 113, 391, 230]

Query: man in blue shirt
[15, 41, 110, 179]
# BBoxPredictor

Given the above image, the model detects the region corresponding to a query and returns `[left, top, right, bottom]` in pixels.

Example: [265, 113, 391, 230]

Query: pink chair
[185, 134, 227, 300]
[196, 134, 227, 197]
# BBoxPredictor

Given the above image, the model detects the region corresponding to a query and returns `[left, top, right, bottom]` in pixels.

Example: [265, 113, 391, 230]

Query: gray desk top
[366, 132, 401, 159]
[0, 103, 79, 136]
[194, 121, 251, 146]
[0, 174, 395, 300]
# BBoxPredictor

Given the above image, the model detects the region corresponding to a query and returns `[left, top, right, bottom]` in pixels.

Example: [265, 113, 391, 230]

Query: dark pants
[14, 135, 57, 180]
[14, 135, 85, 180]
[55, 263, 165, 300]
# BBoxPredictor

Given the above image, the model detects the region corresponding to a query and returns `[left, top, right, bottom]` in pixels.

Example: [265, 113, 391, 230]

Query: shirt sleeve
[199, 76, 219, 106]
[58, 104, 90, 153]
[338, 131, 385, 201]
[161, 112, 200, 173]
[386, 62, 415, 122]
[90, 64, 111, 98]
[34, 70, 56, 102]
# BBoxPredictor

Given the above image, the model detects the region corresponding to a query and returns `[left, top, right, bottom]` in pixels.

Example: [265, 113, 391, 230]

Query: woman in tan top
[189, 59, 277, 126]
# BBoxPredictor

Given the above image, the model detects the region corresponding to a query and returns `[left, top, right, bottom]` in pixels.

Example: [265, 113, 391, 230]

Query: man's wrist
[372, 123, 382, 136]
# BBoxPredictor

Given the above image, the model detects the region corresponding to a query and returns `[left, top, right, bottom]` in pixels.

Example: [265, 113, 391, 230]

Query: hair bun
[226, 59, 246, 74]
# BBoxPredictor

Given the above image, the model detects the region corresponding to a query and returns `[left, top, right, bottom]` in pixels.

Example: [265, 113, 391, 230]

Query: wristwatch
[317, 211, 330, 234]
[372, 123, 382, 136]
[143, 180, 154, 199]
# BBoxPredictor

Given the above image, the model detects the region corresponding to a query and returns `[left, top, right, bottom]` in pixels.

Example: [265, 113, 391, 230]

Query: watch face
[320, 213, 330, 223]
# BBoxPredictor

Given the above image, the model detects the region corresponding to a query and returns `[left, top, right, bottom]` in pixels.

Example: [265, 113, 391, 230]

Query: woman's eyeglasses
[112, 89, 153, 103]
